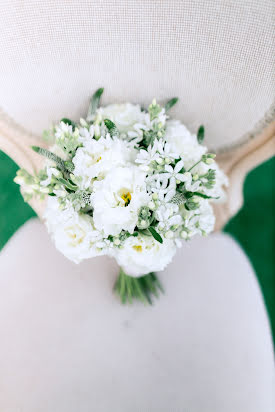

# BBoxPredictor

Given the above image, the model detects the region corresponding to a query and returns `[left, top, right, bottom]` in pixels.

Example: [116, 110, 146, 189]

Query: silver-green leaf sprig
[31, 146, 74, 174]
[86, 87, 104, 122]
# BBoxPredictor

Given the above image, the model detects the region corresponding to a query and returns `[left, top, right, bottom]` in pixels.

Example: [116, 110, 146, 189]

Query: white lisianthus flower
[116, 234, 177, 277]
[73, 135, 135, 189]
[165, 120, 206, 168]
[91, 166, 150, 236]
[96, 103, 146, 134]
[44, 197, 104, 263]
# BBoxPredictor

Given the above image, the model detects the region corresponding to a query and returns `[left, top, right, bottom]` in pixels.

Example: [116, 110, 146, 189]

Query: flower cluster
[15, 89, 228, 279]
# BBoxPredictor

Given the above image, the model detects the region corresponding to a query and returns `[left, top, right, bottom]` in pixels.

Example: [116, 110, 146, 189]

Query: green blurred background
[0, 150, 274, 341]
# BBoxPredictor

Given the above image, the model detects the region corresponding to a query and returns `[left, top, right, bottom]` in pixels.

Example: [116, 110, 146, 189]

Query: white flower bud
[165, 230, 174, 239]
[165, 157, 170, 164]
[152, 193, 158, 200]
[193, 174, 199, 181]
[206, 158, 214, 165]
[180, 230, 188, 239]
[14, 176, 25, 185]
[156, 157, 164, 165]
[148, 201, 156, 210]
[40, 187, 50, 194]
[80, 118, 88, 127]
[114, 238, 120, 246]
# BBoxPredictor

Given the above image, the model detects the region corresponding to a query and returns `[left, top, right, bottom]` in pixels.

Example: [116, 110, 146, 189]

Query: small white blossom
[180, 172, 201, 192]
[40, 166, 61, 187]
[160, 160, 185, 186]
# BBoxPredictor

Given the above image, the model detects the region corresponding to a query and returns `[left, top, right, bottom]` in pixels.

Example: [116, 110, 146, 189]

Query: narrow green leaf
[31, 146, 74, 174]
[191, 191, 218, 200]
[141, 275, 159, 298]
[133, 279, 149, 304]
[125, 276, 133, 304]
[197, 125, 205, 144]
[104, 119, 119, 137]
[87, 88, 104, 120]
[148, 227, 163, 244]
[58, 178, 77, 191]
[165, 97, 178, 112]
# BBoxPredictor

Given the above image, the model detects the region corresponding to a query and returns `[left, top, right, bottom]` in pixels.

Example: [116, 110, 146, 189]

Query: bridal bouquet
[15, 88, 228, 304]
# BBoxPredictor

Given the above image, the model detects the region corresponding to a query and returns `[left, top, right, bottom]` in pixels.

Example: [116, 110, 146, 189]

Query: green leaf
[60, 118, 77, 129]
[104, 119, 119, 137]
[148, 227, 163, 243]
[197, 125, 205, 144]
[31, 146, 74, 174]
[191, 191, 218, 200]
[87, 88, 104, 120]
[165, 97, 178, 112]
[58, 178, 78, 191]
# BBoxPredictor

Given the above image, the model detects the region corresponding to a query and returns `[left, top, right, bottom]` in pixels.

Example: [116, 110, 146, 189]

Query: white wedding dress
[0, 1, 274, 411]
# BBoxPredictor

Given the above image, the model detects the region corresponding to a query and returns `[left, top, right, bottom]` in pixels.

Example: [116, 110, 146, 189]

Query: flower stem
[188, 159, 201, 172]
[114, 268, 164, 305]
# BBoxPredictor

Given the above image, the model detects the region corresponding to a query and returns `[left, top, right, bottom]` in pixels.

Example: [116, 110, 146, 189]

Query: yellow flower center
[66, 225, 85, 246]
[121, 192, 132, 207]
[133, 245, 142, 252]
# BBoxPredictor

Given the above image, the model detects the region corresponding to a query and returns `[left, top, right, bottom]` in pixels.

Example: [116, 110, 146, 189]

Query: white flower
[180, 171, 201, 192]
[91, 166, 150, 236]
[148, 174, 176, 196]
[136, 139, 177, 171]
[40, 166, 61, 187]
[72, 135, 134, 189]
[155, 188, 179, 219]
[135, 142, 160, 169]
[116, 234, 177, 277]
[55, 121, 74, 140]
[160, 160, 185, 186]
[156, 207, 182, 232]
[44, 197, 104, 263]
[182, 200, 215, 237]
[97, 103, 146, 134]
[165, 120, 206, 168]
